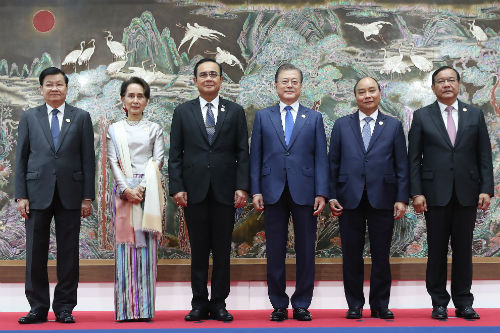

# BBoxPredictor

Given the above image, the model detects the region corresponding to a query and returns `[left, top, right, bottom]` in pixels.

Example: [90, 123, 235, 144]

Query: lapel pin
[221, 104, 225, 112]
[379, 121, 383, 125]
[66, 118, 70, 122]
[302, 114, 306, 118]
[463, 107, 467, 112]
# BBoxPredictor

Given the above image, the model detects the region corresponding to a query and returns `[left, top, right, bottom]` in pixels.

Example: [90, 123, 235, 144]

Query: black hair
[39, 67, 69, 86]
[431, 66, 460, 85]
[274, 63, 303, 83]
[193, 58, 223, 77]
[120, 76, 150, 100]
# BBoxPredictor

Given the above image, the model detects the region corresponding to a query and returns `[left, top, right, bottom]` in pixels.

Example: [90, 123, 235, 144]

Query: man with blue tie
[250, 63, 329, 322]
[15, 67, 95, 324]
[328, 77, 408, 319]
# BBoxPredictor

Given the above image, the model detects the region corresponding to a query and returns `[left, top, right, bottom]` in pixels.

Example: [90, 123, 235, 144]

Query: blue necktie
[284, 105, 294, 146]
[51, 109, 60, 148]
[362, 116, 372, 151]
[205, 103, 215, 144]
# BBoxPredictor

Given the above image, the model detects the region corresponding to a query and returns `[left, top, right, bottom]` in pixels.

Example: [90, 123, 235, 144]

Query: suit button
[207, 165, 210, 168]
[285, 152, 290, 156]
[365, 159, 368, 162]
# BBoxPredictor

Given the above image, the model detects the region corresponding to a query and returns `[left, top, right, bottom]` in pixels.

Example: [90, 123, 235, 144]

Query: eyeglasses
[279, 79, 300, 86]
[198, 71, 219, 79]
[435, 78, 457, 85]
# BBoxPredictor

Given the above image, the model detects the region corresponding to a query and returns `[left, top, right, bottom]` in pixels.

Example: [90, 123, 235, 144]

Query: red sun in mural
[33, 10, 55, 33]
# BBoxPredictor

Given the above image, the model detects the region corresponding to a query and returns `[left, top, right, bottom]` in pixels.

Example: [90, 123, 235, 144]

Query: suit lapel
[429, 101, 453, 148]
[454, 100, 468, 147]
[36, 104, 56, 152]
[190, 98, 210, 144]
[269, 104, 286, 149]
[56, 104, 75, 151]
[287, 104, 309, 149]
[367, 112, 387, 152]
[348, 111, 365, 153]
[212, 98, 228, 144]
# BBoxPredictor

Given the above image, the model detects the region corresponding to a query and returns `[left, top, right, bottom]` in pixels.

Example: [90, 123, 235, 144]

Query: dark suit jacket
[329, 111, 409, 210]
[168, 97, 250, 205]
[408, 100, 494, 206]
[15, 103, 95, 210]
[250, 104, 329, 206]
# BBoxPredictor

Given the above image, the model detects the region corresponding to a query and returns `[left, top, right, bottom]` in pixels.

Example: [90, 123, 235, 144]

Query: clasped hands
[123, 186, 145, 204]
[173, 190, 248, 209]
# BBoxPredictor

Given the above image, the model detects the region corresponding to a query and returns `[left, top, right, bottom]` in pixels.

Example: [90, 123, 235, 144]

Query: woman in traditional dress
[106, 76, 164, 321]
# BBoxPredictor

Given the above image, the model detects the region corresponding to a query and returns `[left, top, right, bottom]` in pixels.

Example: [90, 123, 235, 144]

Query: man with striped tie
[168, 58, 249, 322]
[328, 77, 408, 320]
[250, 63, 329, 322]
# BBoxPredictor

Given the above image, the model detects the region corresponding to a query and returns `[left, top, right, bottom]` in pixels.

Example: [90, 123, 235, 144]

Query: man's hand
[123, 188, 144, 204]
[393, 202, 406, 220]
[413, 195, 427, 213]
[478, 193, 491, 211]
[313, 196, 326, 216]
[234, 190, 248, 208]
[81, 199, 93, 218]
[252, 194, 264, 211]
[173, 191, 188, 207]
[17, 199, 30, 219]
[329, 199, 343, 217]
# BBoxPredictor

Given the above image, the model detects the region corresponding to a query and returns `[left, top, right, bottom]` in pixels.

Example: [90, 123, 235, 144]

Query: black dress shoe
[184, 308, 209, 321]
[371, 308, 394, 319]
[270, 308, 288, 321]
[210, 307, 233, 321]
[456, 306, 480, 319]
[431, 306, 448, 319]
[18, 311, 48, 324]
[293, 308, 312, 321]
[55, 310, 75, 323]
[346, 307, 362, 319]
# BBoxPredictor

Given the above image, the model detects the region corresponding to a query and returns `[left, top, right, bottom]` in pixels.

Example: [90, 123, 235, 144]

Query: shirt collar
[46, 102, 66, 115]
[437, 100, 459, 113]
[199, 95, 220, 110]
[359, 109, 378, 122]
[279, 100, 300, 113]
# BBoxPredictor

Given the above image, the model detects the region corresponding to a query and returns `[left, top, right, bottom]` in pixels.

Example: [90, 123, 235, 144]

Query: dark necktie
[51, 109, 60, 147]
[362, 116, 372, 151]
[205, 103, 215, 144]
[284, 105, 294, 146]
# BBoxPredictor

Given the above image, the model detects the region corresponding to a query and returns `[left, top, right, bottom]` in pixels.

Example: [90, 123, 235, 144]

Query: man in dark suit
[328, 77, 408, 320]
[408, 66, 493, 320]
[250, 63, 329, 322]
[15, 67, 95, 324]
[168, 58, 249, 322]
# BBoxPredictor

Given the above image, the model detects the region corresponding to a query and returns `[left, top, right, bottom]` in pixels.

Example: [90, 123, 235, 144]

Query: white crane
[205, 47, 244, 72]
[409, 44, 433, 73]
[62, 41, 85, 73]
[345, 21, 392, 43]
[177, 23, 225, 54]
[468, 20, 488, 42]
[106, 51, 131, 75]
[128, 59, 157, 84]
[380, 46, 410, 76]
[78, 39, 96, 69]
[104, 30, 126, 60]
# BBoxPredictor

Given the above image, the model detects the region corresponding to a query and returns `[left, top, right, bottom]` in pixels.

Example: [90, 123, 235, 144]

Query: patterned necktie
[362, 116, 372, 151]
[284, 105, 294, 146]
[205, 102, 216, 144]
[51, 109, 60, 147]
[445, 105, 456, 145]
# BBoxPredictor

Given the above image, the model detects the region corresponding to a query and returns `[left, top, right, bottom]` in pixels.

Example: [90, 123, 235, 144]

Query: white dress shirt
[199, 95, 220, 124]
[279, 100, 299, 134]
[437, 100, 459, 130]
[359, 109, 379, 135]
[46, 102, 65, 129]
